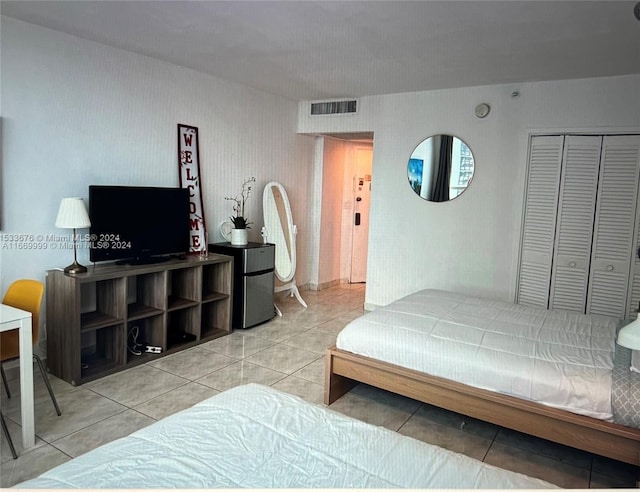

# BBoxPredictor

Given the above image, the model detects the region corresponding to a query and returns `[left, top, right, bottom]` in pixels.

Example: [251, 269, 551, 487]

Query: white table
[0, 304, 35, 449]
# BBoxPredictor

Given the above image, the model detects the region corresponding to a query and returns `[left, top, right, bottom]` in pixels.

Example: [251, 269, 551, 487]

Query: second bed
[325, 289, 640, 466]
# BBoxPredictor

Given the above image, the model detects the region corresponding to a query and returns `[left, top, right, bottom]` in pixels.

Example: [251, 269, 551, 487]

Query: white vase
[230, 228, 248, 246]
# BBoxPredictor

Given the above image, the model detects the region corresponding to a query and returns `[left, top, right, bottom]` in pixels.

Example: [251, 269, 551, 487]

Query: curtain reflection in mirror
[433, 134, 453, 202]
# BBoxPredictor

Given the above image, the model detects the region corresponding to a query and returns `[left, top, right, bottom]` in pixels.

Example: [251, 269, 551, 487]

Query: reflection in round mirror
[407, 135, 474, 202]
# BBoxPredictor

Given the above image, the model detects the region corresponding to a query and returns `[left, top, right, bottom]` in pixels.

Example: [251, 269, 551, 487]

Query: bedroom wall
[1, 17, 315, 348]
[298, 74, 640, 309]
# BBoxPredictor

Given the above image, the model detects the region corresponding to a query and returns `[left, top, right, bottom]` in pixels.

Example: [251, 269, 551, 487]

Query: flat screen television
[89, 185, 190, 264]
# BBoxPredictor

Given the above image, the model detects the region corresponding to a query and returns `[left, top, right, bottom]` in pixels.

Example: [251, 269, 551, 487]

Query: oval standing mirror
[407, 134, 474, 201]
[263, 182, 307, 312]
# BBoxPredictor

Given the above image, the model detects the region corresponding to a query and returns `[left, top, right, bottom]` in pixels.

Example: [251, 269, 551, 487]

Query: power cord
[127, 326, 143, 356]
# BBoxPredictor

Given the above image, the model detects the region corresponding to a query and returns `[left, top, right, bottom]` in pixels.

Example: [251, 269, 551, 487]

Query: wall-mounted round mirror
[407, 134, 474, 202]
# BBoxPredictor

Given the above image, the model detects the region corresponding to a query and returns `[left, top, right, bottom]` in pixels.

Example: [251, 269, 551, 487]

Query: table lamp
[618, 317, 640, 350]
[55, 197, 91, 274]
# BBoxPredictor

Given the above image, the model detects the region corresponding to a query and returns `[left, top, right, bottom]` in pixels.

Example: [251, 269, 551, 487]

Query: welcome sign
[177, 124, 207, 254]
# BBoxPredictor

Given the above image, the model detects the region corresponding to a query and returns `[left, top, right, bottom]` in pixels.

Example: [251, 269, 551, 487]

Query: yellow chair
[1, 279, 61, 416]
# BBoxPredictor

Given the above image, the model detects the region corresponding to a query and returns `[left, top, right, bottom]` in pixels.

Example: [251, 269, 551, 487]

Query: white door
[350, 148, 372, 283]
[549, 135, 602, 313]
[517, 135, 564, 307]
[588, 135, 640, 318]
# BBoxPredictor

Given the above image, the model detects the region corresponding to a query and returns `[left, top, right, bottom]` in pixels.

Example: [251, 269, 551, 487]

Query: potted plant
[223, 177, 256, 245]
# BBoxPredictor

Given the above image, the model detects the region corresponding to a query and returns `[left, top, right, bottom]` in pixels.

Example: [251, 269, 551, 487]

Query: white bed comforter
[337, 289, 619, 420]
[18, 384, 554, 489]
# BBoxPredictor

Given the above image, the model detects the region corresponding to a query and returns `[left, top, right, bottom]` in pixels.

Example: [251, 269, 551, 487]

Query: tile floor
[1, 284, 639, 488]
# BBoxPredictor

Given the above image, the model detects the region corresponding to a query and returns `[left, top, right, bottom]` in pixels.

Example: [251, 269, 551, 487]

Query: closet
[517, 134, 640, 319]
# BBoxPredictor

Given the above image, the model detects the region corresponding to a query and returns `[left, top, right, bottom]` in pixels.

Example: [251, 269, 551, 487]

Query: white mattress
[337, 289, 618, 420]
[17, 384, 555, 489]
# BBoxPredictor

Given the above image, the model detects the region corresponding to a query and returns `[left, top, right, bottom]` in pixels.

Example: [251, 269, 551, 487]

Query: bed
[16, 383, 554, 489]
[325, 289, 640, 466]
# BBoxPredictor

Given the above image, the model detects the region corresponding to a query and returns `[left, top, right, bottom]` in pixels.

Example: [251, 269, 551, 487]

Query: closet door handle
[606, 265, 614, 271]
[569, 261, 576, 268]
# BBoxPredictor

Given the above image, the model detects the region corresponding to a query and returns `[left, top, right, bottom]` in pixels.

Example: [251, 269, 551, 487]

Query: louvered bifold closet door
[548, 136, 602, 312]
[517, 136, 564, 307]
[627, 146, 640, 318]
[587, 135, 640, 318]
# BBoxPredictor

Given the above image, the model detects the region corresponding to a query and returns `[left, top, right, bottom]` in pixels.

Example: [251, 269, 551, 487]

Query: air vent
[310, 100, 357, 115]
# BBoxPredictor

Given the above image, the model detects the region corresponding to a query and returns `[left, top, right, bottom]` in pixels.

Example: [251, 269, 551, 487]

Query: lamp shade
[55, 197, 91, 229]
[617, 317, 640, 350]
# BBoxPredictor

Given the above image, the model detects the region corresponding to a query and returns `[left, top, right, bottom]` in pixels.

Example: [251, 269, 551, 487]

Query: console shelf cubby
[46, 254, 233, 385]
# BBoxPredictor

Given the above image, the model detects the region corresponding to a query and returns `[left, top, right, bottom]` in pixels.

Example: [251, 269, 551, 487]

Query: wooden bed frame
[325, 345, 640, 467]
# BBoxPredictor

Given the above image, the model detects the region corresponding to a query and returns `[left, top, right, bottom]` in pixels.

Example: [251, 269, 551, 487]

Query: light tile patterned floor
[1, 284, 638, 488]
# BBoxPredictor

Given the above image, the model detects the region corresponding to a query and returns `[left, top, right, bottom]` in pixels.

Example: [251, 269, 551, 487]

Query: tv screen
[89, 185, 190, 264]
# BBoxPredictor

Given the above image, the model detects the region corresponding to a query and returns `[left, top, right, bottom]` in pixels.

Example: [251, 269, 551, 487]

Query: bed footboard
[324, 345, 640, 467]
[324, 345, 357, 404]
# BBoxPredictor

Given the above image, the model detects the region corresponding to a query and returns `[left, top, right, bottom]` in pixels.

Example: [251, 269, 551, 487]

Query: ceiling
[2, 1, 640, 101]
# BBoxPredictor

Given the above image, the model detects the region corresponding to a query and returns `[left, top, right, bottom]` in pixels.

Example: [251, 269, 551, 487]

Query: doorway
[316, 133, 373, 286]
[309, 132, 374, 290]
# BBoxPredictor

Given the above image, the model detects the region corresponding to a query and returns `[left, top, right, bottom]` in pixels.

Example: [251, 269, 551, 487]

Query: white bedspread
[337, 289, 618, 420]
[17, 384, 554, 489]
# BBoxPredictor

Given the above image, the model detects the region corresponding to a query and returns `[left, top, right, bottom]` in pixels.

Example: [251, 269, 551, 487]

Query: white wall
[299, 75, 640, 309]
[1, 17, 315, 341]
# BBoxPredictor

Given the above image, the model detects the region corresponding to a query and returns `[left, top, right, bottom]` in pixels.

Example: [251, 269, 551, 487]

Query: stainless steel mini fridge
[209, 242, 276, 329]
